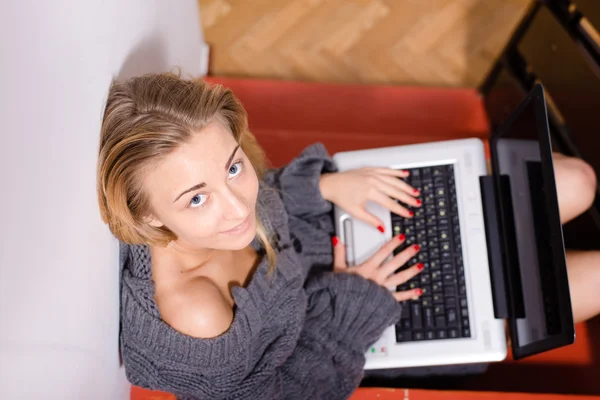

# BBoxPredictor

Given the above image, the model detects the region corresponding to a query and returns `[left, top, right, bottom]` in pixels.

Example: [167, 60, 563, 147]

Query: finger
[370, 190, 414, 219]
[372, 168, 411, 179]
[384, 262, 424, 288]
[349, 207, 384, 231]
[393, 288, 423, 302]
[378, 244, 421, 279]
[376, 176, 422, 207]
[364, 234, 406, 270]
[376, 174, 420, 198]
[332, 236, 347, 271]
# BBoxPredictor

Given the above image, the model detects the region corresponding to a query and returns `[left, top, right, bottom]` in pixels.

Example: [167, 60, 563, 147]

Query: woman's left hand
[319, 167, 421, 232]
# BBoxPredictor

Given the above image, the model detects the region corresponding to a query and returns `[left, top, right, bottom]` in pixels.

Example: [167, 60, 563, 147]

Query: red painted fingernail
[413, 244, 420, 251]
[415, 288, 423, 296]
[403, 170, 410, 175]
[413, 188, 419, 194]
[398, 234, 406, 241]
[408, 211, 414, 217]
[332, 236, 339, 246]
[415, 199, 422, 206]
[377, 225, 385, 233]
[417, 263, 424, 270]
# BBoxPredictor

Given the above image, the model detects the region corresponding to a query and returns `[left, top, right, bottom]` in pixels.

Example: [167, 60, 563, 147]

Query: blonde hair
[97, 72, 276, 269]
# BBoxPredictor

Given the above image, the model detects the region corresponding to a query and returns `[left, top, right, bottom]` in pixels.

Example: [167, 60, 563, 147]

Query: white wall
[0, 1, 207, 398]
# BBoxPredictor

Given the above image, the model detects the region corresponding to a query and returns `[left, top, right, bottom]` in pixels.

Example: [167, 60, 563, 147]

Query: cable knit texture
[120, 143, 403, 399]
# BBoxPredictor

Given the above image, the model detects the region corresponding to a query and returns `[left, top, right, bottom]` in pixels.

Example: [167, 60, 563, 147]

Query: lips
[221, 216, 250, 234]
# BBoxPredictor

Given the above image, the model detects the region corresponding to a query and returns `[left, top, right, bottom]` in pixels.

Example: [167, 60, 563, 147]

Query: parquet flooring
[199, 0, 532, 87]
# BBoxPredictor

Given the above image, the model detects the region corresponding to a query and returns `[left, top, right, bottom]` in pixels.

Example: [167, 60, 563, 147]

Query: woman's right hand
[332, 234, 424, 302]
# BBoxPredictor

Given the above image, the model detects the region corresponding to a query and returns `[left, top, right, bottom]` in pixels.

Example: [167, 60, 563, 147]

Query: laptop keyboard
[393, 164, 471, 342]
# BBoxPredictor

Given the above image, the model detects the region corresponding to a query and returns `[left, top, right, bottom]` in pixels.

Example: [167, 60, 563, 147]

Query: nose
[221, 187, 248, 220]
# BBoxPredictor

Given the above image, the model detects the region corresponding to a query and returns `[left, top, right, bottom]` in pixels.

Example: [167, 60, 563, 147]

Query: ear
[144, 214, 164, 228]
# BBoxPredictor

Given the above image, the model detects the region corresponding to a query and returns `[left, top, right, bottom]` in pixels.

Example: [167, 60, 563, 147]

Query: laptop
[333, 84, 575, 370]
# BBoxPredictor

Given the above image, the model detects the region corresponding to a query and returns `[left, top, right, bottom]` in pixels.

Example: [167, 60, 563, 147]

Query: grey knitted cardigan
[119, 143, 403, 399]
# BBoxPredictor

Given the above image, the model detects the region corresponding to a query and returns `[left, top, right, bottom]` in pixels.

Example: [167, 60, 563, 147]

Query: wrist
[319, 173, 335, 202]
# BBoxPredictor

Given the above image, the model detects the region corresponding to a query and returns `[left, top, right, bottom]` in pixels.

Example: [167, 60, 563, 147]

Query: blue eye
[228, 161, 243, 178]
[189, 193, 207, 208]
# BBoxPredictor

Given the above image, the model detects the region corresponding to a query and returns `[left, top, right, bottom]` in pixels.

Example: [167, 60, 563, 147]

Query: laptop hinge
[479, 176, 510, 319]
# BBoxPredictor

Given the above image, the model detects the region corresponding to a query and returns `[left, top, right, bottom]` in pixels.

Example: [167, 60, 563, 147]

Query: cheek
[170, 208, 221, 241]
[245, 170, 259, 207]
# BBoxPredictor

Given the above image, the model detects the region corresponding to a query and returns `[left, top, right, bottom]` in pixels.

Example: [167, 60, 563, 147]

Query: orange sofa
[131, 77, 600, 399]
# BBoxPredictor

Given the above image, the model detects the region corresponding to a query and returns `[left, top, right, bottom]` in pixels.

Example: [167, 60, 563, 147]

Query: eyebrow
[173, 145, 241, 203]
[225, 145, 241, 170]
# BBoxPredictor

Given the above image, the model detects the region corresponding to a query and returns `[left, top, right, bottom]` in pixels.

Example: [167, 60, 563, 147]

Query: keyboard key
[461, 307, 469, 318]
[402, 319, 411, 330]
[440, 241, 451, 252]
[447, 308, 458, 327]
[439, 229, 450, 240]
[430, 260, 440, 270]
[421, 296, 432, 307]
[437, 330, 447, 339]
[426, 331, 436, 340]
[427, 226, 438, 236]
[444, 286, 455, 297]
[462, 318, 469, 327]
[434, 305, 445, 315]
[396, 329, 412, 342]
[462, 327, 471, 338]
[433, 293, 443, 304]
[420, 274, 431, 285]
[443, 274, 455, 284]
[442, 263, 453, 272]
[412, 303, 423, 330]
[424, 307, 434, 329]
[460, 298, 468, 308]
[435, 316, 446, 328]
[431, 271, 441, 280]
[449, 329, 459, 338]
[445, 297, 457, 308]
[414, 331, 424, 341]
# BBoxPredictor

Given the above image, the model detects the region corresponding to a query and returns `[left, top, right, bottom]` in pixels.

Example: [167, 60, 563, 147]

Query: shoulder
[156, 276, 234, 339]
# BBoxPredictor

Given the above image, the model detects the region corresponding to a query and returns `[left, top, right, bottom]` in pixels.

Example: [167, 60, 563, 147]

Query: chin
[221, 214, 257, 250]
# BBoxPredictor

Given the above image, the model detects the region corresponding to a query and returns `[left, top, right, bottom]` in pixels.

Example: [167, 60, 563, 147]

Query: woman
[98, 72, 424, 400]
[97, 73, 600, 399]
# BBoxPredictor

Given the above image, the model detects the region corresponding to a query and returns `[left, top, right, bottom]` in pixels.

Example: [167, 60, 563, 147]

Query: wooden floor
[198, 0, 533, 87]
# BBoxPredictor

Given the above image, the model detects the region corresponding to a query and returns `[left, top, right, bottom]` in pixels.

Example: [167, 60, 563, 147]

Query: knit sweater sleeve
[280, 272, 403, 400]
[261, 142, 337, 233]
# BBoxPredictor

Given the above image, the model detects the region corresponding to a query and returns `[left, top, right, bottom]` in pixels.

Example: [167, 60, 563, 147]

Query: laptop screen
[490, 84, 575, 359]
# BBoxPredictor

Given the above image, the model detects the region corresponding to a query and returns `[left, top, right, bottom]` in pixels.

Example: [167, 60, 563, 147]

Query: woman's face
[143, 121, 259, 251]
